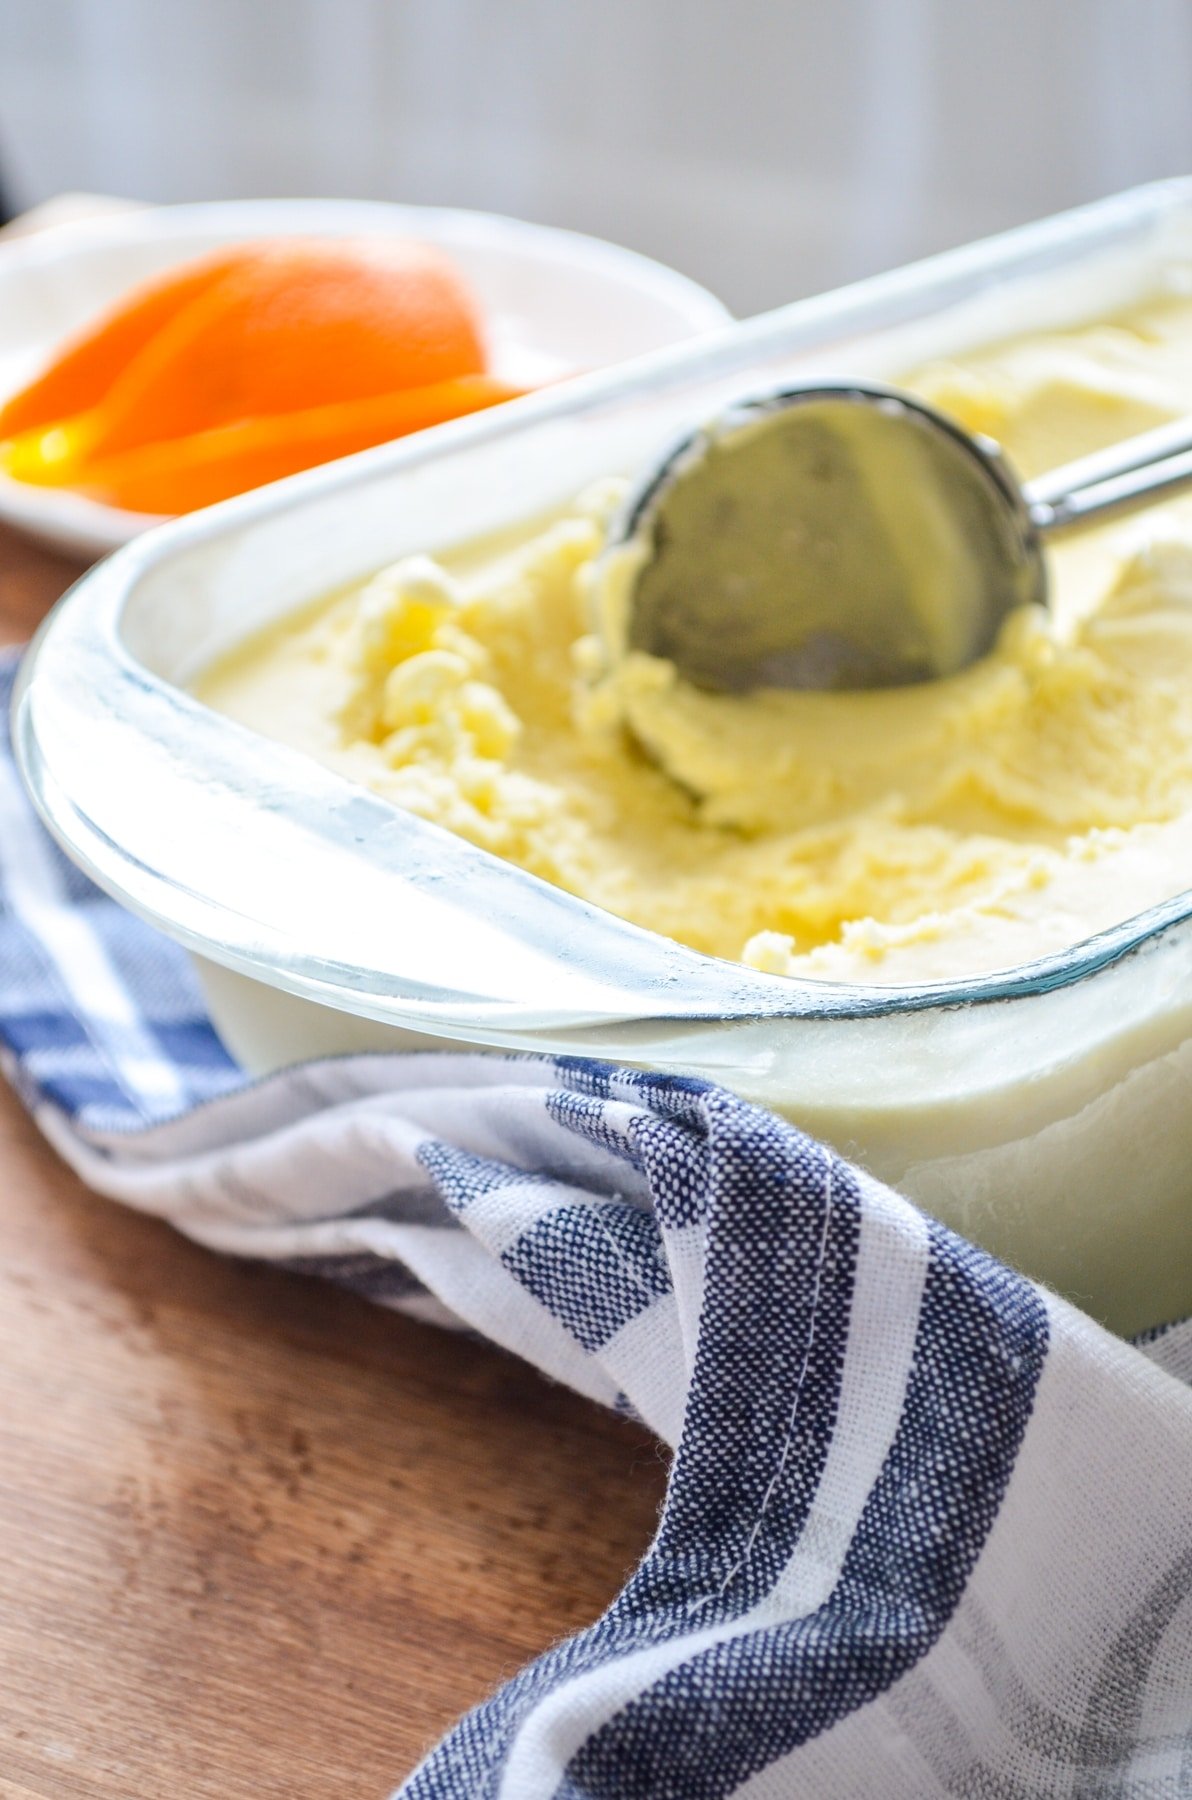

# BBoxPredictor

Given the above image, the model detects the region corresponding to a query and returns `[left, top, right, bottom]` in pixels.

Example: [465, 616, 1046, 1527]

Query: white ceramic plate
[0, 198, 730, 559]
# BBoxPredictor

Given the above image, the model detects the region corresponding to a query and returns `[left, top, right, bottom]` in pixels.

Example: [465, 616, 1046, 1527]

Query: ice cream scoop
[608, 381, 1192, 691]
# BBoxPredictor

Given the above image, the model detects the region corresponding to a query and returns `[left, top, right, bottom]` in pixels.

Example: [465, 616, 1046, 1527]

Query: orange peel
[0, 236, 522, 515]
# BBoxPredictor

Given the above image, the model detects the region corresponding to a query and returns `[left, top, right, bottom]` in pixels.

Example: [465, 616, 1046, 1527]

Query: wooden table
[0, 523, 668, 1798]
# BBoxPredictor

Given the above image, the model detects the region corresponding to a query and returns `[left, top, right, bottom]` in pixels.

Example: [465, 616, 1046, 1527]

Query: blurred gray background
[2, 0, 1191, 316]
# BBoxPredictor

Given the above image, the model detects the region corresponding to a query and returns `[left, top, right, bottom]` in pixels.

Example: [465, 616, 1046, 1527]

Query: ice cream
[197, 293, 1192, 987]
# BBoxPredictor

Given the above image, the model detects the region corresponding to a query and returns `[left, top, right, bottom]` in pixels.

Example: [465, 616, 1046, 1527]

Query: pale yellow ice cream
[197, 294, 1192, 986]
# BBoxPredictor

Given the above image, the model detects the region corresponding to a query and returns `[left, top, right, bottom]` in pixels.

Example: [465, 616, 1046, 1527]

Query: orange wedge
[71, 236, 488, 461]
[0, 234, 515, 515]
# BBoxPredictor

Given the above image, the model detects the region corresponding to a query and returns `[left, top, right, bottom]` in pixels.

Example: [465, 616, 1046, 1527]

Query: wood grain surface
[0, 520, 669, 1798]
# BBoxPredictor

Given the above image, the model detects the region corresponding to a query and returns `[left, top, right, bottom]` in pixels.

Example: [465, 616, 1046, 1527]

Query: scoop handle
[1025, 413, 1192, 534]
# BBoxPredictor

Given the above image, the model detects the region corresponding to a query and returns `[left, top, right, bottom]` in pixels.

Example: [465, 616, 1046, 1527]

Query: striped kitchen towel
[1, 646, 1190, 1799]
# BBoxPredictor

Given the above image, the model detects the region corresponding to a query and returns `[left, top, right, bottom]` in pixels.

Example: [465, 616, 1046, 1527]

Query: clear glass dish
[16, 176, 1192, 1337]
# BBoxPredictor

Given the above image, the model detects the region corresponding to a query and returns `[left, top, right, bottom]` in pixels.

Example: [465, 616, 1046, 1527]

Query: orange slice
[76, 236, 489, 460]
[0, 235, 513, 514]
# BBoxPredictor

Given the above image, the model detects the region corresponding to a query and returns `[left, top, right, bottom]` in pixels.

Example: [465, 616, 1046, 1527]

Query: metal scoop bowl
[608, 381, 1192, 693]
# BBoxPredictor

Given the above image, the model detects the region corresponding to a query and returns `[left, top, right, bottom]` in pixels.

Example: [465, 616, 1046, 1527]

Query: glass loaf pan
[16, 177, 1192, 1339]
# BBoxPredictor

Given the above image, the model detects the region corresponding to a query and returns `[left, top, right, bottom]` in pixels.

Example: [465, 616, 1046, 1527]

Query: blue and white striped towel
[1, 648, 1191, 1798]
